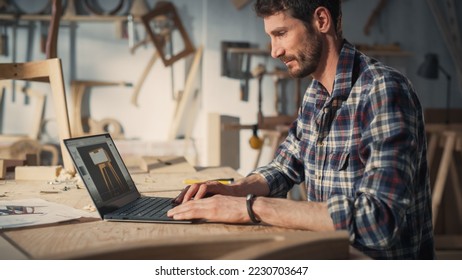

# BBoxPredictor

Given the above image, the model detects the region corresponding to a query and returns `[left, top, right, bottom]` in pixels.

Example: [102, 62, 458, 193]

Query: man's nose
[270, 42, 283, 58]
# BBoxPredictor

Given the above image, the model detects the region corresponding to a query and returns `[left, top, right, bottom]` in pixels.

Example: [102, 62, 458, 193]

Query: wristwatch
[246, 194, 261, 224]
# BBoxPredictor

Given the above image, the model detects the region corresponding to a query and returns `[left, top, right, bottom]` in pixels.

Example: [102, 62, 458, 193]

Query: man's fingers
[194, 183, 212, 200]
[173, 185, 190, 204]
[174, 181, 228, 205]
[182, 184, 200, 203]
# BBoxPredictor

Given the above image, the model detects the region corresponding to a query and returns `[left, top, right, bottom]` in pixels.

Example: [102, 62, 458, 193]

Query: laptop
[64, 133, 191, 224]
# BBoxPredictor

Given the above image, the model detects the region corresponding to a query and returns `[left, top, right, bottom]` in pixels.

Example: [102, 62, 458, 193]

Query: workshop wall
[1, 0, 461, 175]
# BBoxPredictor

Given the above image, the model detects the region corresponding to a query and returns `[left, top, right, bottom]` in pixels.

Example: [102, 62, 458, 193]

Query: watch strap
[246, 193, 261, 224]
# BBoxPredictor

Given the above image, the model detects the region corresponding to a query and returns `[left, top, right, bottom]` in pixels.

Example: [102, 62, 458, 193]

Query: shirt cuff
[327, 194, 355, 242]
[250, 165, 291, 198]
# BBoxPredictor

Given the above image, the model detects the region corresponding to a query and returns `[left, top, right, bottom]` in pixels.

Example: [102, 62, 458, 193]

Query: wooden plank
[15, 165, 62, 181]
[46, 59, 73, 174]
[139, 156, 196, 173]
[449, 159, 462, 222]
[432, 132, 456, 224]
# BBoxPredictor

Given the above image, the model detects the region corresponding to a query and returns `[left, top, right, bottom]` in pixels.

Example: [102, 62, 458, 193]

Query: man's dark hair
[254, 0, 342, 37]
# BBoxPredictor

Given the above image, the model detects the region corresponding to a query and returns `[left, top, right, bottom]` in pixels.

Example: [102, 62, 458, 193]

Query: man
[168, 0, 434, 259]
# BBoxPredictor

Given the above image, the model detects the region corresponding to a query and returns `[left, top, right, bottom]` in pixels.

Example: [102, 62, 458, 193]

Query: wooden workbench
[0, 165, 357, 260]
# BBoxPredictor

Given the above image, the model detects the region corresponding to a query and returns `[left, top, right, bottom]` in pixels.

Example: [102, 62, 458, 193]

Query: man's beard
[283, 33, 323, 78]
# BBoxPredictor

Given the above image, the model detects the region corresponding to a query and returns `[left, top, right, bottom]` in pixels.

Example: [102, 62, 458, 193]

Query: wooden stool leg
[432, 132, 456, 225]
[450, 158, 462, 221]
[427, 132, 439, 169]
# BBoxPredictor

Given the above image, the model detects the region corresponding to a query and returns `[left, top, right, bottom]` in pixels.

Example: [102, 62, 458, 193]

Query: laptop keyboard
[113, 197, 173, 218]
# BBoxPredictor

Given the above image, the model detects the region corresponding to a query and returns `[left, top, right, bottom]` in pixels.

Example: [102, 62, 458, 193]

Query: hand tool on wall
[150, 13, 176, 100]
[127, 14, 136, 49]
[252, 63, 266, 125]
[249, 124, 263, 150]
[22, 21, 36, 105]
[46, 0, 62, 59]
[39, 21, 49, 55]
[11, 17, 17, 102]
[221, 41, 252, 101]
[126, 0, 149, 48]
[0, 23, 7, 56]
[247, 64, 266, 150]
[240, 53, 251, 101]
[272, 67, 288, 114]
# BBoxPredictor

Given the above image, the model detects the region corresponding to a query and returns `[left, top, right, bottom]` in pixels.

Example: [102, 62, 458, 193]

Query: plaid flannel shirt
[253, 41, 434, 259]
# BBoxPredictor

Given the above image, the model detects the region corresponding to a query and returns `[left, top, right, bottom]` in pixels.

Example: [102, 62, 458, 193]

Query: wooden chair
[426, 123, 462, 226]
[0, 59, 74, 174]
[0, 81, 60, 166]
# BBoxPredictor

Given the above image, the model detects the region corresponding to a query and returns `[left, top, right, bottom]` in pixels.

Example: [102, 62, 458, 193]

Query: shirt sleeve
[252, 120, 305, 198]
[327, 74, 420, 250]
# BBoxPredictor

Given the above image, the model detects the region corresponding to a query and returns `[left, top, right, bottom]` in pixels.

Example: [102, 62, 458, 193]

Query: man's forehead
[263, 11, 299, 33]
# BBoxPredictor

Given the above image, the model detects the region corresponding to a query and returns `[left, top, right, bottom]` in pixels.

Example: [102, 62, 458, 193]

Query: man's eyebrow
[268, 27, 287, 35]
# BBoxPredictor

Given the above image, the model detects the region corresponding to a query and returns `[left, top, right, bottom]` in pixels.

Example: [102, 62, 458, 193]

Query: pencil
[182, 178, 234, 185]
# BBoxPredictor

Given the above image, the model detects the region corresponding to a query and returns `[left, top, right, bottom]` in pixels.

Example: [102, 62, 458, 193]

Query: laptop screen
[64, 134, 140, 215]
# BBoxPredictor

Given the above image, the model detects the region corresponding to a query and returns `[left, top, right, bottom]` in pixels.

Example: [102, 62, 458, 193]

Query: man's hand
[168, 174, 271, 224]
[173, 181, 236, 204]
[168, 194, 250, 223]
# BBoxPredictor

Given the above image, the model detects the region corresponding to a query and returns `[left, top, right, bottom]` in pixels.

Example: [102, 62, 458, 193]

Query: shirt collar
[331, 40, 358, 101]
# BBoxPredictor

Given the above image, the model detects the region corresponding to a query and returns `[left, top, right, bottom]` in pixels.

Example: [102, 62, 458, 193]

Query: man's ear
[313, 7, 332, 34]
